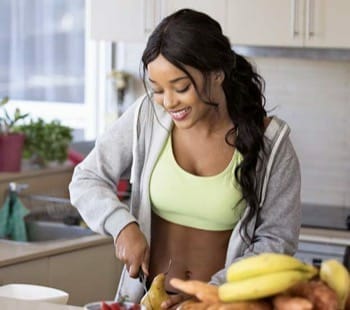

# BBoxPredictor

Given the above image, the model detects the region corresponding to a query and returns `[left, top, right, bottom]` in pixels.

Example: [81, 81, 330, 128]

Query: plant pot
[0, 133, 25, 172]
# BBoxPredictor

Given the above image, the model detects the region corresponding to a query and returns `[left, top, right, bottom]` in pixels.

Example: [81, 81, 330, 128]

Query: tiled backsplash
[117, 44, 350, 207]
[254, 57, 350, 206]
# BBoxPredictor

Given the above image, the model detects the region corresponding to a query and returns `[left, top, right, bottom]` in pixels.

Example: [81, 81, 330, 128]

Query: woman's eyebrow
[149, 76, 189, 84]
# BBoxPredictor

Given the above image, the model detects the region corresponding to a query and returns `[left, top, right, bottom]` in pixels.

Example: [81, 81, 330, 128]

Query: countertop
[300, 227, 350, 246]
[0, 234, 112, 267]
[1, 226, 349, 268]
[0, 296, 83, 309]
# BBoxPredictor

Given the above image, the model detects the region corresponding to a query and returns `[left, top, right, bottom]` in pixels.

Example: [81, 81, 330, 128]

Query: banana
[219, 269, 315, 302]
[226, 253, 317, 282]
[319, 259, 350, 310]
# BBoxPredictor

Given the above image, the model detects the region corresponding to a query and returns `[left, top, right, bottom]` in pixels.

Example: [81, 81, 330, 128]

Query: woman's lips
[169, 107, 191, 121]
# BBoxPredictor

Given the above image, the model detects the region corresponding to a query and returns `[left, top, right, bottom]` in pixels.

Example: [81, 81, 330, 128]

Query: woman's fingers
[161, 294, 187, 309]
[129, 263, 140, 278]
[141, 248, 150, 276]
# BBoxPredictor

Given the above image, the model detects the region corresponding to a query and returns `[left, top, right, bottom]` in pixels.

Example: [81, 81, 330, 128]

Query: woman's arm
[69, 100, 141, 239]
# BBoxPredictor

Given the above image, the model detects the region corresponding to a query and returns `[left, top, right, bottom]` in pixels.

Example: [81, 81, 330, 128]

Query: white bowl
[0, 283, 69, 304]
[84, 301, 146, 310]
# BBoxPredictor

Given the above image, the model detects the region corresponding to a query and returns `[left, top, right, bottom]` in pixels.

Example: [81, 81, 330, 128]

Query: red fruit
[110, 302, 122, 310]
[101, 301, 112, 310]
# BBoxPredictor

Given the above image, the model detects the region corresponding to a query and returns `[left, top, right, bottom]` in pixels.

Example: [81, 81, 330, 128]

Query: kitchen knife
[138, 269, 148, 294]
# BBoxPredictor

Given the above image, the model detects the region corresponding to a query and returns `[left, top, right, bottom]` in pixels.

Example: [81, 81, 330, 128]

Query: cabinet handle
[291, 0, 299, 37]
[306, 0, 314, 39]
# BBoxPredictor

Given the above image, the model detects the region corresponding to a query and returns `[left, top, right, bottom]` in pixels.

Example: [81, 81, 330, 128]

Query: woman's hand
[161, 294, 192, 309]
[115, 222, 150, 278]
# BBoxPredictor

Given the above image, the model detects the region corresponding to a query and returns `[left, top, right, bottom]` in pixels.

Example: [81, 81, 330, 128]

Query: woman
[69, 8, 301, 309]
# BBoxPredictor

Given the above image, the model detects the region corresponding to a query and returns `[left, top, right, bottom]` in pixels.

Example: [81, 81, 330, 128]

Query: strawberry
[101, 301, 112, 310]
[110, 302, 123, 310]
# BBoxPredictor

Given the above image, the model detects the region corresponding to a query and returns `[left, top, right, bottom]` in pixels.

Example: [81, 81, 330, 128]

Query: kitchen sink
[25, 220, 95, 242]
[24, 209, 96, 242]
[0, 196, 96, 242]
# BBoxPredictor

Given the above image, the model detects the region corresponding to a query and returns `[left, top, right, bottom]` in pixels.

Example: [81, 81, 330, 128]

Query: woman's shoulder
[264, 116, 291, 141]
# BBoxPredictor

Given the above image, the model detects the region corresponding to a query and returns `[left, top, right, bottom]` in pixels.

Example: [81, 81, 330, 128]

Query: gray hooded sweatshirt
[69, 94, 301, 302]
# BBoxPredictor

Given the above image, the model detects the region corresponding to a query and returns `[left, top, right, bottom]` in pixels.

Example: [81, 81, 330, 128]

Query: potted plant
[14, 118, 73, 168]
[0, 96, 29, 172]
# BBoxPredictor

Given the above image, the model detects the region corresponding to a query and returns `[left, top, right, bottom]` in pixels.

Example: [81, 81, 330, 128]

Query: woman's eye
[176, 85, 190, 93]
[151, 89, 163, 95]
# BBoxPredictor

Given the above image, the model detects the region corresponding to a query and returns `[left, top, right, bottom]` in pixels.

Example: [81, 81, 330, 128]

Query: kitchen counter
[0, 234, 112, 267]
[0, 296, 83, 309]
[300, 227, 350, 246]
[2, 226, 349, 267]
[0, 234, 120, 306]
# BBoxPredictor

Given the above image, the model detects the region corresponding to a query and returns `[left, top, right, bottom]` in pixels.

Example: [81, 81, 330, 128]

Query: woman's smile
[169, 107, 191, 121]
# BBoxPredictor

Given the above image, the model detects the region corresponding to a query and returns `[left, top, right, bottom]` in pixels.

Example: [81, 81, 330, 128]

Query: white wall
[117, 43, 350, 207]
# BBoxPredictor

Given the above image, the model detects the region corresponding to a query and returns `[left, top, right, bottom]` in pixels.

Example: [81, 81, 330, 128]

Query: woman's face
[147, 54, 225, 130]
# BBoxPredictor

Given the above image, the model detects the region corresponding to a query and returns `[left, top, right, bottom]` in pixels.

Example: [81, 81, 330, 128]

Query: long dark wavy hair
[141, 9, 267, 244]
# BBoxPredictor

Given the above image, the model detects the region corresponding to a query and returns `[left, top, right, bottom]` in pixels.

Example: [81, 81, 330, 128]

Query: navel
[184, 269, 193, 280]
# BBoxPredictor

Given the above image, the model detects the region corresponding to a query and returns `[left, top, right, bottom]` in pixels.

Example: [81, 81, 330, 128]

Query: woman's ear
[213, 70, 225, 84]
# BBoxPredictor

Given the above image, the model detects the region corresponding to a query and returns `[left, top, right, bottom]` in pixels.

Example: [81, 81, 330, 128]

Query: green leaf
[17, 118, 73, 167]
[1, 97, 30, 133]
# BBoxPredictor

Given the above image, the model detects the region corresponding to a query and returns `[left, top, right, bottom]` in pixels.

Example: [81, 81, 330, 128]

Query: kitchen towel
[0, 190, 29, 241]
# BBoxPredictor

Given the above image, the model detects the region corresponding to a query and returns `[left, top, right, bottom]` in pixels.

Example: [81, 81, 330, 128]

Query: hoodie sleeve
[69, 99, 143, 240]
[250, 136, 301, 255]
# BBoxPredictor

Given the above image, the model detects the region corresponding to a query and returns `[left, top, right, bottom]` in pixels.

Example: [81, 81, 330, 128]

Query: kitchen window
[0, 0, 112, 140]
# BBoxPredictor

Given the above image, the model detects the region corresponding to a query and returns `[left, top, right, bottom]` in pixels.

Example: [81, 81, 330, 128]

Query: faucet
[9, 182, 28, 193]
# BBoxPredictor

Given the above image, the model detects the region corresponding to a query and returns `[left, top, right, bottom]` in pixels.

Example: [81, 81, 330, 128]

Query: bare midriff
[148, 212, 232, 293]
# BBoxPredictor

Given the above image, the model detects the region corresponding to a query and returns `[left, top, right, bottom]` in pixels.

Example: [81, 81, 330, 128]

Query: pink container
[0, 133, 25, 172]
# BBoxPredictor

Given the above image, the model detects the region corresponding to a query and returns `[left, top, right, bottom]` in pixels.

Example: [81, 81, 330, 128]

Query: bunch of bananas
[219, 253, 319, 302]
[319, 259, 350, 309]
[171, 253, 350, 310]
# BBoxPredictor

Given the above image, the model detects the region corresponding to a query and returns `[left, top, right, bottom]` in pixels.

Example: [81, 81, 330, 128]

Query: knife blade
[138, 268, 148, 294]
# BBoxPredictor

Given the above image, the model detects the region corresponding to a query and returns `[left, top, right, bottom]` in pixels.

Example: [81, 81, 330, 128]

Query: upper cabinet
[89, 0, 161, 42]
[89, 0, 350, 48]
[226, 0, 303, 47]
[227, 0, 350, 48]
[89, 0, 226, 42]
[306, 0, 350, 48]
[161, 0, 227, 33]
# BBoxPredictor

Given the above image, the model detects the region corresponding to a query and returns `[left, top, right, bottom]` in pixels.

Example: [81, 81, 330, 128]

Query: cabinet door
[48, 243, 123, 306]
[226, 0, 304, 47]
[161, 0, 227, 32]
[89, 0, 160, 42]
[0, 258, 49, 286]
[305, 0, 350, 48]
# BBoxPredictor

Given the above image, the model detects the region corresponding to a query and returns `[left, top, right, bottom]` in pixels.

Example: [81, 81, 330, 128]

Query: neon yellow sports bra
[150, 135, 246, 231]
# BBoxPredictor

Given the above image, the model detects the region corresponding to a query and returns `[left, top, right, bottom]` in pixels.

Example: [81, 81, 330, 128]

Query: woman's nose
[163, 92, 177, 109]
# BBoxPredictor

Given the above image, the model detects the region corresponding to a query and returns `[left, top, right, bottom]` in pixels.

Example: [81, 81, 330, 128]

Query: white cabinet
[89, 0, 227, 42]
[90, 0, 350, 48]
[306, 0, 350, 48]
[161, 0, 227, 33]
[89, 0, 162, 42]
[227, 0, 350, 48]
[0, 243, 123, 306]
[0, 258, 49, 286]
[227, 0, 303, 47]
[48, 244, 123, 306]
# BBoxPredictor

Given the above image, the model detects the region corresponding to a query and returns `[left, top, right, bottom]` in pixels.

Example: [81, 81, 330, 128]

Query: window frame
[5, 1, 113, 141]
